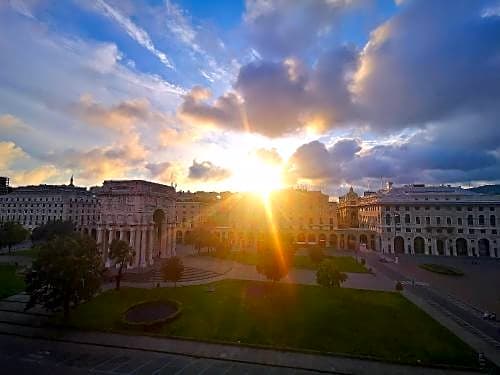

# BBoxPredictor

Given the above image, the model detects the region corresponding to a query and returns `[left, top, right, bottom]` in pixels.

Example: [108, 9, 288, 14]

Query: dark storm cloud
[352, 0, 500, 130]
[179, 49, 357, 137]
[287, 133, 500, 187]
[188, 160, 231, 181]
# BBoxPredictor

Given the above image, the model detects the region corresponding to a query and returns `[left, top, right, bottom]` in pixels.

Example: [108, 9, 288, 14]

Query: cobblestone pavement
[0, 334, 323, 375]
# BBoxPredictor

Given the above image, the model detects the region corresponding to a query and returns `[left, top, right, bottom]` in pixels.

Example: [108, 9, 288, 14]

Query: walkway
[363, 252, 500, 368]
[0, 293, 480, 375]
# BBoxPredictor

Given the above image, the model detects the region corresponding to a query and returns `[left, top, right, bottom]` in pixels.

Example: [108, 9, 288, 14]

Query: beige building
[356, 184, 500, 257]
[183, 188, 340, 249]
[95, 180, 177, 268]
[0, 178, 98, 231]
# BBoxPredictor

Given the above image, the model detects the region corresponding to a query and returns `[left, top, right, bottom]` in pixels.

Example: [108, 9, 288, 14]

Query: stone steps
[151, 266, 221, 283]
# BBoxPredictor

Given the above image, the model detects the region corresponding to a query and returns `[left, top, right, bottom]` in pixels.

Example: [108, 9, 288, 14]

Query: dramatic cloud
[179, 86, 243, 130]
[287, 133, 500, 188]
[254, 147, 283, 164]
[351, 0, 500, 129]
[188, 160, 231, 181]
[244, 0, 357, 58]
[0, 141, 26, 169]
[145, 161, 179, 183]
[179, 51, 357, 137]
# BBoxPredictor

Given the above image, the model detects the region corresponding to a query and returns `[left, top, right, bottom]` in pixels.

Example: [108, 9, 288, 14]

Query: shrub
[395, 281, 404, 291]
[316, 260, 348, 288]
[256, 249, 290, 283]
[308, 246, 325, 263]
[161, 256, 184, 286]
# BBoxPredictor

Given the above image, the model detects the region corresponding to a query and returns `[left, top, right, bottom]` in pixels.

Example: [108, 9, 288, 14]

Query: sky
[1, 0, 500, 196]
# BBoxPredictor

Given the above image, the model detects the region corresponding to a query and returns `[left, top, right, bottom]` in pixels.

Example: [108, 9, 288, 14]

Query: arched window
[385, 214, 391, 225]
[395, 214, 400, 225]
[490, 215, 496, 227]
[467, 215, 473, 226]
[479, 215, 485, 226]
[404, 214, 410, 224]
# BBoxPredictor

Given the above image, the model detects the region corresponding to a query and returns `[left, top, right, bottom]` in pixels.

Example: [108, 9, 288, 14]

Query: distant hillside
[468, 184, 500, 195]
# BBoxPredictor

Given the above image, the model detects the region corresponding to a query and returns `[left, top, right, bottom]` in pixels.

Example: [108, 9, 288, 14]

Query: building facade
[0, 181, 98, 231]
[355, 184, 500, 257]
[95, 180, 177, 268]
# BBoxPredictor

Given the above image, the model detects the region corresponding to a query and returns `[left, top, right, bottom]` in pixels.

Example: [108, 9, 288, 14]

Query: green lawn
[200, 251, 369, 273]
[12, 248, 39, 258]
[0, 264, 25, 299]
[67, 279, 476, 367]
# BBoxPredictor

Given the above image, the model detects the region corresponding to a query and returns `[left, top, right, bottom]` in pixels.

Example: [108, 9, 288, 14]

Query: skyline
[1, 0, 500, 197]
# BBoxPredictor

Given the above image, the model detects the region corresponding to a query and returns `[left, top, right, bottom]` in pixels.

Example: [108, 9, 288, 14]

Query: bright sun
[233, 157, 284, 196]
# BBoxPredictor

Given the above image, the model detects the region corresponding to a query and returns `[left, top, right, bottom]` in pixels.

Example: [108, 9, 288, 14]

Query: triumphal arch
[95, 180, 176, 268]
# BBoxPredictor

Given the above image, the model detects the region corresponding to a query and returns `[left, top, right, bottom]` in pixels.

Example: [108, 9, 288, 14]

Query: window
[467, 215, 473, 226]
[479, 206, 484, 211]
[395, 214, 400, 224]
[446, 217, 452, 225]
[436, 217, 441, 225]
[456, 207, 462, 211]
[490, 215, 496, 226]
[385, 214, 391, 225]
[479, 215, 485, 226]
[458, 217, 462, 225]
[425, 217, 430, 225]
[469, 229, 475, 234]
[404, 214, 410, 224]
[415, 217, 421, 224]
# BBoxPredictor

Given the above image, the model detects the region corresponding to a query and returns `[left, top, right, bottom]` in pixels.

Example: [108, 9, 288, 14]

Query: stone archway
[359, 234, 368, 245]
[456, 238, 467, 256]
[175, 230, 183, 244]
[297, 233, 306, 243]
[347, 234, 356, 251]
[437, 239, 445, 255]
[329, 234, 338, 249]
[318, 233, 326, 247]
[414, 237, 425, 255]
[478, 238, 490, 257]
[394, 236, 405, 254]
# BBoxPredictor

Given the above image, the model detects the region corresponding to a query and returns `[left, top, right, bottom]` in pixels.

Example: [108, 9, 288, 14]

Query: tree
[31, 220, 74, 242]
[256, 232, 292, 283]
[316, 260, 348, 288]
[308, 246, 325, 263]
[25, 234, 104, 319]
[0, 222, 28, 254]
[161, 256, 184, 287]
[215, 240, 230, 259]
[108, 239, 135, 290]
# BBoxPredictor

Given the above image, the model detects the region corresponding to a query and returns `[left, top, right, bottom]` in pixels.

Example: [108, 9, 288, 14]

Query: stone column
[128, 228, 137, 269]
[160, 226, 167, 258]
[119, 229, 125, 241]
[140, 227, 147, 267]
[148, 226, 154, 265]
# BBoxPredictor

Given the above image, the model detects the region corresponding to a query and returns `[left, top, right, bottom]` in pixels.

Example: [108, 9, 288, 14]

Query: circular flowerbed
[122, 300, 181, 329]
[419, 263, 464, 276]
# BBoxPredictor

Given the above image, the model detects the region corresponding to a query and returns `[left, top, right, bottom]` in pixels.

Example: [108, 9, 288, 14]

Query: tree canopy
[108, 239, 135, 290]
[161, 256, 184, 286]
[31, 220, 74, 242]
[0, 221, 28, 253]
[255, 231, 292, 283]
[316, 260, 348, 288]
[25, 233, 104, 319]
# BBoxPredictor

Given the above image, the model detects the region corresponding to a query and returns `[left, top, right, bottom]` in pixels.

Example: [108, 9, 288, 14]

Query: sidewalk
[0, 320, 480, 375]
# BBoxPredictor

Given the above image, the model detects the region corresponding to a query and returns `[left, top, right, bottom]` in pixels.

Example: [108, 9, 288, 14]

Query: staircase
[151, 265, 221, 284]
